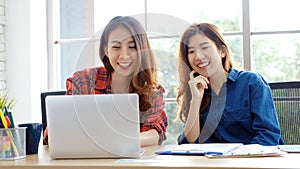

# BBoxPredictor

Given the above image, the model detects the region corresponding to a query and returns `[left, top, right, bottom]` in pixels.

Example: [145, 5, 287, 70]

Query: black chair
[40, 91, 66, 145]
[269, 81, 300, 145]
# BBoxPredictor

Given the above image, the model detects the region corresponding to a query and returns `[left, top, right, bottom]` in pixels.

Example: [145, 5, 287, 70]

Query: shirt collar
[205, 68, 238, 96]
[227, 68, 239, 82]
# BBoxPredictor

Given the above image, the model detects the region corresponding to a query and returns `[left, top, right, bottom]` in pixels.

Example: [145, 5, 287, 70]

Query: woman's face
[106, 26, 139, 78]
[187, 33, 225, 78]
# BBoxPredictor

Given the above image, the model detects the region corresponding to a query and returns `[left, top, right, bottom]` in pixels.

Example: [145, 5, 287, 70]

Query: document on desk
[155, 143, 243, 155]
[205, 144, 287, 158]
[155, 143, 287, 158]
[278, 144, 300, 153]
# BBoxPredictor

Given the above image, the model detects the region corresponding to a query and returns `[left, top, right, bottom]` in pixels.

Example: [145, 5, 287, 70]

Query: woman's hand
[188, 70, 209, 100]
[140, 129, 159, 147]
[183, 71, 209, 143]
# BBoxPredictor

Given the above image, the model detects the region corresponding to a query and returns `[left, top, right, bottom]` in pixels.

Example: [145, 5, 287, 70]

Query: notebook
[278, 145, 300, 153]
[46, 94, 141, 159]
[155, 143, 243, 155]
[155, 143, 286, 158]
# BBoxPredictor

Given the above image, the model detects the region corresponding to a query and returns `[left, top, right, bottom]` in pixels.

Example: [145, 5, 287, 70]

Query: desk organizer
[0, 127, 26, 160]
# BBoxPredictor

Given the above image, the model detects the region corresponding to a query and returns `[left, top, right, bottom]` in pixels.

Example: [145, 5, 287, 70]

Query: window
[249, 0, 300, 82]
[48, 0, 300, 145]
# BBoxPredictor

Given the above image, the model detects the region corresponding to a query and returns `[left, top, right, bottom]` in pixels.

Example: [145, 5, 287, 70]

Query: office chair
[40, 91, 66, 145]
[269, 81, 300, 145]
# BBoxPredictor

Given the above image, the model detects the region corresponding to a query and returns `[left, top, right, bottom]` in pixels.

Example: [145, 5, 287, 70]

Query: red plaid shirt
[66, 67, 168, 144]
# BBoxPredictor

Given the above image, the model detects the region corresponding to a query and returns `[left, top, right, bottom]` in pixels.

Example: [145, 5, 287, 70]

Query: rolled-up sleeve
[250, 78, 283, 145]
[66, 68, 98, 95]
[140, 86, 168, 145]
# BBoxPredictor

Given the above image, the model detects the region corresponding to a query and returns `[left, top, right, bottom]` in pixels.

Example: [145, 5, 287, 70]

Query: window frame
[47, 0, 300, 145]
[47, 0, 300, 94]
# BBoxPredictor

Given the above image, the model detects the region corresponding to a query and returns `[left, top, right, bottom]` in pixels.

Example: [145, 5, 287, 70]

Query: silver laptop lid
[46, 94, 141, 159]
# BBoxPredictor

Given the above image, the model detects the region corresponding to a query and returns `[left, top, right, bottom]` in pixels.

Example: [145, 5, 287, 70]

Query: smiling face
[106, 26, 139, 78]
[187, 33, 225, 78]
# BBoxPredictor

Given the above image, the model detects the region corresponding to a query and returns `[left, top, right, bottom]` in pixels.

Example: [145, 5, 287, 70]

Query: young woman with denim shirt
[176, 22, 283, 146]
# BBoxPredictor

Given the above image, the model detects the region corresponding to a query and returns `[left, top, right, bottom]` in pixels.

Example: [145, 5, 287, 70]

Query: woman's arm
[183, 98, 202, 143]
[140, 129, 159, 147]
[66, 68, 99, 95]
[182, 71, 209, 143]
[250, 77, 283, 145]
[140, 85, 168, 146]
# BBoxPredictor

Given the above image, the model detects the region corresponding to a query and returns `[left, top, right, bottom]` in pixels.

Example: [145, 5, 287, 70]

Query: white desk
[1, 145, 300, 169]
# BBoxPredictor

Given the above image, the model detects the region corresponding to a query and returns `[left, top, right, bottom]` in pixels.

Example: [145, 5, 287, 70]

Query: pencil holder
[18, 123, 42, 154]
[0, 127, 26, 160]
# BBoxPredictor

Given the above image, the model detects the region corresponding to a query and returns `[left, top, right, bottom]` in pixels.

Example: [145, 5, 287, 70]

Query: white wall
[6, 0, 47, 124]
[0, 0, 6, 94]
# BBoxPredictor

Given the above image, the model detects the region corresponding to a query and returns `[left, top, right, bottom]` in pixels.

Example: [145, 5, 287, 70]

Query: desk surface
[1, 145, 300, 169]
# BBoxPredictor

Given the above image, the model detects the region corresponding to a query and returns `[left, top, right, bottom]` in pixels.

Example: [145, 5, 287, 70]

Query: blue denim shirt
[178, 69, 284, 146]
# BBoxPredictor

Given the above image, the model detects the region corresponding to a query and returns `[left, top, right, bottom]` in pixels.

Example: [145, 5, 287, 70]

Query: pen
[0, 111, 7, 128]
[0, 111, 20, 157]
[5, 115, 11, 128]
[5, 106, 14, 128]
[0, 113, 4, 128]
[7, 112, 15, 128]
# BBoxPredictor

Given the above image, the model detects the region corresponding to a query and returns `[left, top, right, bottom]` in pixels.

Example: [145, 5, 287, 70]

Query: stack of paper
[156, 143, 243, 155]
[206, 144, 286, 158]
[155, 143, 286, 158]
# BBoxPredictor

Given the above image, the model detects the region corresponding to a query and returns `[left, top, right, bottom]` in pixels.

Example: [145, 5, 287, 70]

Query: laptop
[46, 93, 141, 159]
[40, 91, 66, 145]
